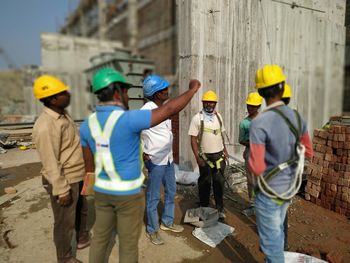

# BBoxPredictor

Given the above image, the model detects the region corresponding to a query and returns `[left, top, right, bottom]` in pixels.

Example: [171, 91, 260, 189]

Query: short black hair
[282, 97, 290, 105]
[96, 82, 122, 102]
[40, 97, 51, 107]
[258, 82, 284, 99]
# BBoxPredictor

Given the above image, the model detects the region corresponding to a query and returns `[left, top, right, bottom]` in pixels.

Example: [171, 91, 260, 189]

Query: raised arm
[150, 79, 201, 127]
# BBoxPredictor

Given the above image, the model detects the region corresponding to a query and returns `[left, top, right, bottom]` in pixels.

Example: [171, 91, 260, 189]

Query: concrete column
[128, 0, 138, 55]
[98, 0, 107, 40]
[79, 7, 87, 37]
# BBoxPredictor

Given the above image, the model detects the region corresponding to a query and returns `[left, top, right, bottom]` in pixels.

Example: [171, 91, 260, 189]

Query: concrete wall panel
[178, 0, 345, 168]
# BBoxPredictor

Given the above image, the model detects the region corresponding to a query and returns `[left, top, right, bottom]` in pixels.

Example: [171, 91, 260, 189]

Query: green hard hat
[92, 68, 131, 94]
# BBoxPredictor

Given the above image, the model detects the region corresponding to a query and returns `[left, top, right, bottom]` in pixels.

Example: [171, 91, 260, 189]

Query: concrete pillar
[128, 0, 138, 55]
[98, 0, 107, 40]
[79, 7, 87, 37]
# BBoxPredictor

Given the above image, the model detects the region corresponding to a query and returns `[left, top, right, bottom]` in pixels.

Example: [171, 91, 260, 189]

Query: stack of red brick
[304, 123, 350, 217]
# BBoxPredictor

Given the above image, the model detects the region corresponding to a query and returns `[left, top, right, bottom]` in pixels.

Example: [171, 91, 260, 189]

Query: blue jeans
[255, 193, 289, 263]
[145, 161, 176, 234]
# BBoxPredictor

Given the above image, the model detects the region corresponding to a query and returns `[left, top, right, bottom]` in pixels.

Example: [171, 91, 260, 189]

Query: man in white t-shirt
[141, 75, 184, 246]
[188, 90, 228, 219]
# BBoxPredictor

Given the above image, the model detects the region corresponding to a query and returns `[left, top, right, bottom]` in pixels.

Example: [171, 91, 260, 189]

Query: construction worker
[188, 90, 228, 219]
[249, 65, 313, 263]
[141, 75, 184, 245]
[32, 75, 89, 263]
[79, 68, 201, 263]
[239, 92, 263, 217]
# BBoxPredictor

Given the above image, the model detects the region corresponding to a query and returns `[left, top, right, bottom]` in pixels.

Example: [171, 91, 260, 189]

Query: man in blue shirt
[80, 68, 200, 263]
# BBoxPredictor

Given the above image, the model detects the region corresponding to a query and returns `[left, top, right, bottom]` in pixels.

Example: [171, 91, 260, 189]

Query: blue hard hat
[143, 75, 169, 98]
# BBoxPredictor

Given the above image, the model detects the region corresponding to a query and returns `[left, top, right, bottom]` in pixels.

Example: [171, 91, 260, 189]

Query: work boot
[241, 206, 255, 217]
[218, 211, 226, 220]
[160, 223, 184, 233]
[147, 232, 164, 245]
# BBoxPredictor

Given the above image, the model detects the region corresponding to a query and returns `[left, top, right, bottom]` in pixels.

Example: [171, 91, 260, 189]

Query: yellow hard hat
[246, 92, 263, 106]
[255, 64, 286, 89]
[33, 75, 69, 100]
[202, 90, 218, 102]
[282, 83, 292, 98]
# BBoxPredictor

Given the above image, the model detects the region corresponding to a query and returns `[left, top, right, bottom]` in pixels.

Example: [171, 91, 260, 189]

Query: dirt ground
[0, 153, 350, 262]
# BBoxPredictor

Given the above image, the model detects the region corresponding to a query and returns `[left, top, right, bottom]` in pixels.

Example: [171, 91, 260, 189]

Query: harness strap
[255, 108, 304, 202]
[198, 111, 225, 168]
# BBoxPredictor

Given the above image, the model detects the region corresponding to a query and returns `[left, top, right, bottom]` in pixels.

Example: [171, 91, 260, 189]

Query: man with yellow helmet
[248, 65, 313, 263]
[32, 75, 89, 263]
[239, 92, 263, 216]
[188, 90, 228, 219]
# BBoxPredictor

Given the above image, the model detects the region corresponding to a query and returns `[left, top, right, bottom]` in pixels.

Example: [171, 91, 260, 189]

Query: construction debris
[4, 187, 17, 194]
[192, 222, 235, 248]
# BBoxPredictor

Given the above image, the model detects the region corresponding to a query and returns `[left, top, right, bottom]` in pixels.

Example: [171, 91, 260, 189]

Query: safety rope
[256, 108, 305, 201]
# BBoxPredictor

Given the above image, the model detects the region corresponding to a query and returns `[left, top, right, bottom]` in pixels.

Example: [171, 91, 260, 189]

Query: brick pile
[304, 123, 350, 217]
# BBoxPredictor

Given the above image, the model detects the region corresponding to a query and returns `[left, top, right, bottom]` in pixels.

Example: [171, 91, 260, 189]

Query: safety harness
[197, 111, 225, 169]
[88, 111, 144, 192]
[255, 108, 305, 203]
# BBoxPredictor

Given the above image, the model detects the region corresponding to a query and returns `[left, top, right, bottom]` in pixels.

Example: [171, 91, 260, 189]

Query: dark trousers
[198, 152, 226, 211]
[284, 212, 288, 250]
[43, 177, 89, 263]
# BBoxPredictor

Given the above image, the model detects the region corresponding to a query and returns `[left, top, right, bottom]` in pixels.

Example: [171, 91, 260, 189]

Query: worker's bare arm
[150, 79, 201, 127]
[82, 146, 95, 173]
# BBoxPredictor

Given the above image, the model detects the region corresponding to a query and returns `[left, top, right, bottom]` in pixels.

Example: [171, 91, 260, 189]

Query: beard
[203, 106, 214, 113]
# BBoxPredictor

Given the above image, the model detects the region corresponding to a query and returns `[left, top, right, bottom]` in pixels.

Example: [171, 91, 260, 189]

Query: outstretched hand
[189, 79, 201, 92]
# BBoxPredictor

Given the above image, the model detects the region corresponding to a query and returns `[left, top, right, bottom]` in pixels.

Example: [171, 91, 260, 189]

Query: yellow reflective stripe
[88, 110, 144, 192]
[95, 173, 145, 191]
[215, 158, 223, 169]
[203, 127, 221, 134]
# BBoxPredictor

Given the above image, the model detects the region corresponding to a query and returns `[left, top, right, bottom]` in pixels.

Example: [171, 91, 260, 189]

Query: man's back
[80, 105, 151, 195]
[249, 103, 312, 194]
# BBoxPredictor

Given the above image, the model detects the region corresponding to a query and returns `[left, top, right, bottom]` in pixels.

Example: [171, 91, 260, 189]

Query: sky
[0, 0, 80, 69]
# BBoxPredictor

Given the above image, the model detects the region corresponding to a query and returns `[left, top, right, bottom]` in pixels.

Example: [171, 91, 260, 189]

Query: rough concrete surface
[0, 148, 39, 169]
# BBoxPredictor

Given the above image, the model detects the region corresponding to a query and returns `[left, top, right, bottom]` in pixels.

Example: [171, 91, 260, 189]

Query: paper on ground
[192, 222, 235, 248]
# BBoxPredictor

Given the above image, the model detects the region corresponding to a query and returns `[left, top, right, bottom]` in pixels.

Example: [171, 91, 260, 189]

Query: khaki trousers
[89, 191, 145, 263]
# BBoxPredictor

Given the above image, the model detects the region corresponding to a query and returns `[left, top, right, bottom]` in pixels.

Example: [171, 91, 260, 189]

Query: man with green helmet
[79, 68, 201, 263]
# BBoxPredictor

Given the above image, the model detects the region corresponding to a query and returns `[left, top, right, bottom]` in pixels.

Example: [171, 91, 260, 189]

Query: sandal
[77, 239, 90, 250]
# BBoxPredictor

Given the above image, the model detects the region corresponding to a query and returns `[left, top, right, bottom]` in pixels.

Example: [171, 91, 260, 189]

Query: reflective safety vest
[88, 111, 145, 192]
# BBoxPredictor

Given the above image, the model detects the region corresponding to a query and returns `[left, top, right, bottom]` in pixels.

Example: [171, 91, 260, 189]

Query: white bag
[174, 164, 199, 185]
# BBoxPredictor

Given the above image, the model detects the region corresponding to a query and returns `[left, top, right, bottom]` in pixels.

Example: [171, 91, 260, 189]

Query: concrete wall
[24, 33, 124, 120]
[0, 70, 26, 116]
[62, 0, 177, 76]
[177, 0, 346, 167]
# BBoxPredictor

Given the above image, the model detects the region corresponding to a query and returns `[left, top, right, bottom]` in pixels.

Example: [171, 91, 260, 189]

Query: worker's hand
[143, 153, 151, 161]
[196, 157, 206, 167]
[57, 191, 72, 206]
[189, 79, 201, 92]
